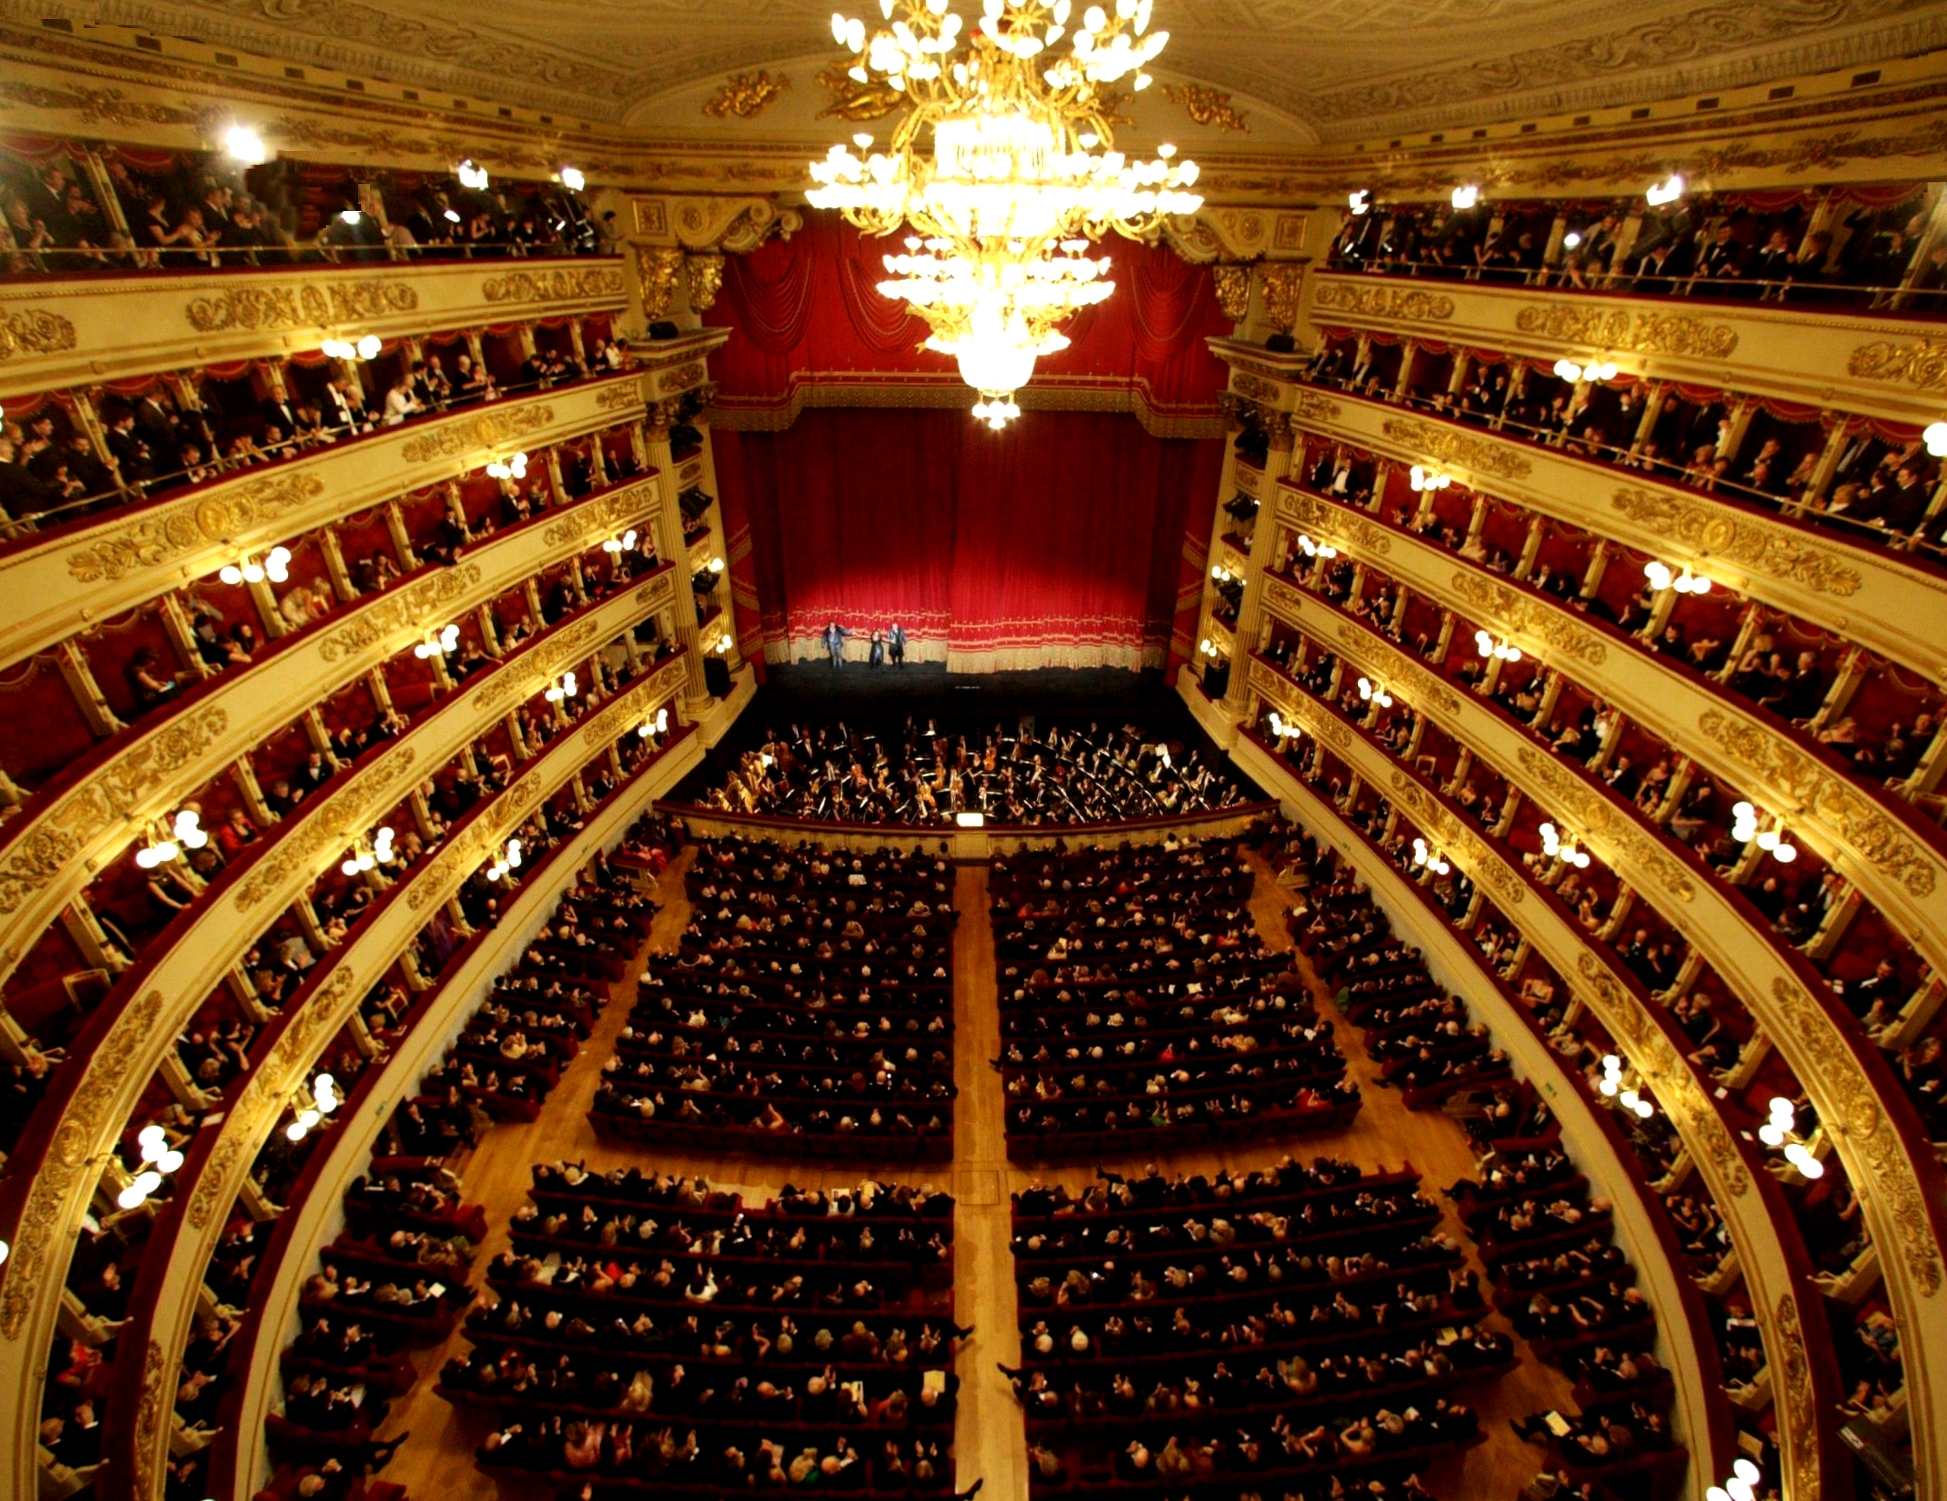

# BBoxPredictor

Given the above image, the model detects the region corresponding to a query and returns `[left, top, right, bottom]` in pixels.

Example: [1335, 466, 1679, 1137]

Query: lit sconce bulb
[1925, 422, 1947, 458]
[1645, 172, 1685, 207]
[1644, 560, 1672, 591]
[320, 339, 353, 360]
[1783, 1142, 1824, 1178]
[1348, 190, 1370, 215]
[1757, 1121, 1785, 1147]
[1562, 231, 1583, 249]
[456, 159, 489, 190]
[1552, 359, 1584, 384]
[356, 334, 382, 361]
[173, 808, 208, 848]
[1707, 1488, 1732, 1501]
[286, 1120, 308, 1142]
[1772, 841, 1797, 863]
[156, 1148, 185, 1173]
[265, 545, 292, 582]
[656, 707, 670, 733]
[559, 166, 586, 191]
[0, 1238, 10, 1266]
[1769, 1096, 1795, 1122]
[224, 125, 268, 164]
[1725, 1477, 1754, 1500]
[117, 1181, 151, 1210]
[1450, 183, 1479, 210]
[375, 825, 395, 862]
[1755, 830, 1779, 851]
[1618, 1088, 1639, 1110]
[1734, 1461, 1762, 1487]
[338, 209, 362, 225]
[710, 557, 725, 573]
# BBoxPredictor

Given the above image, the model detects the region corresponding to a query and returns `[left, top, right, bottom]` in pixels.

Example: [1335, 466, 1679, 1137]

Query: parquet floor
[370, 846, 1571, 1501]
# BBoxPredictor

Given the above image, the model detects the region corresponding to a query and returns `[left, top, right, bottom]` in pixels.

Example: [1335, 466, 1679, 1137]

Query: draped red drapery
[717, 408, 1221, 672]
[706, 215, 1229, 676]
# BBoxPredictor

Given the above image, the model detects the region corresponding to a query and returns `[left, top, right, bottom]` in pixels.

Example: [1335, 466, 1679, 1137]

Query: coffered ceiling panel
[33, 0, 1947, 140]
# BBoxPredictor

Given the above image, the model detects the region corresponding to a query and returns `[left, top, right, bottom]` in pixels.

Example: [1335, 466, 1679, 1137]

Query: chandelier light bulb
[1553, 359, 1583, 383]
[1769, 1096, 1794, 1120]
[117, 1181, 150, 1210]
[1726, 1475, 1755, 1500]
[1562, 231, 1582, 249]
[338, 209, 361, 225]
[1707, 1487, 1731, 1501]
[456, 159, 489, 190]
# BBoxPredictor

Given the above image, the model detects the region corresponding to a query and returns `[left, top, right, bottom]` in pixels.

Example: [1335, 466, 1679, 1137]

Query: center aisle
[949, 863, 1028, 1501]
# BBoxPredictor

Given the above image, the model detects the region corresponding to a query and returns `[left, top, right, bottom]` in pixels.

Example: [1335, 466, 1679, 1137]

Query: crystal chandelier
[808, 0, 1203, 428]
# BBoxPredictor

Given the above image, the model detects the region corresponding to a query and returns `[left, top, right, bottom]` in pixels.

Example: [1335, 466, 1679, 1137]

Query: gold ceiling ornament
[807, 0, 1202, 429]
[1160, 81, 1247, 132]
[815, 61, 907, 120]
[703, 69, 792, 120]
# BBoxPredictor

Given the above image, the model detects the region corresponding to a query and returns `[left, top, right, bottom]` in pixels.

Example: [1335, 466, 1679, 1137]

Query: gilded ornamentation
[1210, 265, 1252, 323]
[703, 70, 790, 120]
[0, 706, 230, 917]
[1385, 771, 1526, 906]
[1332, 621, 1461, 716]
[633, 246, 686, 320]
[1313, 281, 1456, 323]
[1571, 953, 1749, 1199]
[317, 565, 484, 665]
[1280, 489, 1392, 559]
[65, 474, 326, 584]
[1381, 417, 1534, 481]
[479, 268, 625, 304]
[1448, 570, 1608, 666]
[1609, 487, 1863, 597]
[636, 572, 678, 613]
[132, 1340, 169, 1501]
[0, 307, 78, 360]
[1772, 1293, 1819, 1501]
[1160, 82, 1248, 132]
[1291, 390, 1342, 426]
[685, 253, 726, 314]
[595, 380, 648, 412]
[407, 779, 544, 912]
[186, 970, 354, 1230]
[1514, 748, 1697, 901]
[540, 481, 659, 550]
[1846, 337, 1947, 392]
[678, 461, 705, 485]
[1263, 577, 1306, 623]
[1255, 264, 1305, 335]
[0, 988, 166, 1338]
[0, 80, 197, 129]
[1247, 657, 1296, 712]
[1697, 710, 1937, 900]
[579, 674, 680, 748]
[1511, 303, 1738, 359]
[1232, 372, 1282, 404]
[184, 281, 419, 334]
[470, 618, 606, 713]
[232, 745, 418, 911]
[657, 361, 708, 396]
[398, 406, 554, 465]
[1768, 975, 1942, 1296]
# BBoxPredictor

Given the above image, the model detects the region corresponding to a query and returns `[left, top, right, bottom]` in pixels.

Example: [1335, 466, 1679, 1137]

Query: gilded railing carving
[0, 308, 77, 359]
[1313, 281, 1456, 323]
[183, 281, 419, 334]
[315, 564, 485, 665]
[480, 267, 625, 304]
[230, 744, 420, 912]
[1847, 337, 1947, 393]
[399, 405, 555, 464]
[1379, 417, 1533, 481]
[1447, 569, 1609, 665]
[65, 473, 328, 585]
[1608, 487, 1864, 598]
[1511, 304, 1738, 359]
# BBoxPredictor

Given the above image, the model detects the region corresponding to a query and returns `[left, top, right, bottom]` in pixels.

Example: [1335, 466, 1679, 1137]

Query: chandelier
[808, 0, 1203, 428]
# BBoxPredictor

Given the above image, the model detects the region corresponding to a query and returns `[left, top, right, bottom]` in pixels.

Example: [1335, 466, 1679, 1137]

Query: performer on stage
[888, 621, 907, 666]
[869, 630, 886, 667]
[822, 620, 848, 668]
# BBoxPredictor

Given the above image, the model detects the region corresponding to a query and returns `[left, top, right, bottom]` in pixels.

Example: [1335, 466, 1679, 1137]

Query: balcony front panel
[0, 481, 668, 1005]
[113, 664, 690, 1501]
[1240, 664, 1839, 1499]
[1231, 729, 1729, 1488]
[0, 588, 683, 1447]
[1268, 485, 1947, 987]
[0, 370, 652, 670]
[1276, 382, 1947, 685]
[1309, 270, 1947, 429]
[0, 258, 626, 400]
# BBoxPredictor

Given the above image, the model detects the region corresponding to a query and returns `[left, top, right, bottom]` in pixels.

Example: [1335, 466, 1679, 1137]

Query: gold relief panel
[541, 482, 658, 549]
[685, 253, 726, 315]
[1771, 1294, 1820, 1500]
[1384, 770, 1525, 906]
[470, 617, 606, 713]
[0, 988, 166, 1338]
[1767, 975, 1942, 1297]
[1609, 487, 1864, 598]
[678, 461, 705, 485]
[1697, 710, 1937, 900]
[1513, 746, 1696, 902]
[1332, 622, 1459, 715]
[1511, 303, 1737, 360]
[399, 405, 555, 465]
[1255, 264, 1305, 334]
[1210, 266, 1252, 324]
[231, 745, 418, 912]
[1232, 372, 1283, 404]
[0, 307, 78, 360]
[815, 62, 905, 121]
[1847, 337, 1947, 393]
[595, 379, 648, 412]
[65, 473, 327, 584]
[1381, 417, 1533, 482]
[633, 246, 685, 319]
[407, 779, 544, 912]
[0, 705, 230, 917]
[132, 1339, 168, 1501]
[480, 267, 626, 304]
[1312, 281, 1456, 323]
[657, 361, 708, 397]
[316, 564, 485, 665]
[1160, 83, 1248, 132]
[1292, 390, 1343, 426]
[184, 281, 419, 334]
[1448, 570, 1607, 666]
[1263, 577, 1305, 623]
[703, 70, 790, 120]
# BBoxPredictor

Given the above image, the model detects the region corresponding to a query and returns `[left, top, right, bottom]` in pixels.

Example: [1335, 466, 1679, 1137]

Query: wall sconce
[1356, 676, 1392, 708]
[1539, 820, 1592, 868]
[1924, 422, 1946, 457]
[709, 556, 726, 574]
[1474, 630, 1522, 662]
[341, 825, 396, 877]
[456, 159, 490, 190]
[1408, 465, 1451, 492]
[1267, 709, 1303, 742]
[486, 451, 529, 480]
[1705, 1458, 1764, 1501]
[135, 808, 208, 869]
[1644, 560, 1710, 594]
[321, 335, 382, 361]
[637, 706, 671, 738]
[559, 166, 586, 191]
[1410, 837, 1451, 875]
[1347, 190, 1371, 216]
[545, 671, 579, 703]
[1757, 1096, 1823, 1178]
[716, 636, 732, 653]
[602, 530, 640, 555]
[1644, 173, 1685, 207]
[1198, 638, 1220, 659]
[117, 1124, 185, 1208]
[1450, 183, 1479, 210]
[414, 624, 460, 659]
[1732, 801, 1797, 863]
[1210, 564, 1233, 583]
[220, 546, 292, 585]
[1296, 533, 1338, 559]
[486, 838, 524, 882]
[285, 1073, 342, 1143]
[224, 125, 268, 164]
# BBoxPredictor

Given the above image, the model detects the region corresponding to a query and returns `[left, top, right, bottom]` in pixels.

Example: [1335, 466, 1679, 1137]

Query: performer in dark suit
[888, 622, 906, 666]
[868, 630, 885, 667]
[823, 620, 848, 668]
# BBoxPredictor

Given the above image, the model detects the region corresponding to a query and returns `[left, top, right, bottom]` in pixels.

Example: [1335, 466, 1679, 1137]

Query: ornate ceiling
[27, 0, 1947, 142]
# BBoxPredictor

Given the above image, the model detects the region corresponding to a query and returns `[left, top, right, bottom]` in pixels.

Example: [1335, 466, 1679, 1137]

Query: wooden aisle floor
[364, 846, 1572, 1501]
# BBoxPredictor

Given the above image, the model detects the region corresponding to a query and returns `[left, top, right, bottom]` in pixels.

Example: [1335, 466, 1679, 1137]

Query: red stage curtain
[721, 408, 1221, 672]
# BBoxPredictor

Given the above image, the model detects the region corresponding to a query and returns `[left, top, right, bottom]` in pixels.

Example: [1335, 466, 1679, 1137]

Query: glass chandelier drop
[808, 0, 1203, 428]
